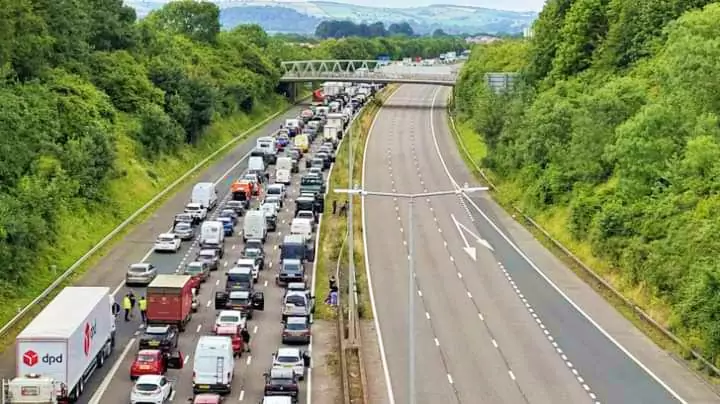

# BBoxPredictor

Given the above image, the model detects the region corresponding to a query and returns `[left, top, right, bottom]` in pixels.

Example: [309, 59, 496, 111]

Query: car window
[219, 315, 239, 323]
[130, 267, 149, 273]
[137, 353, 156, 363]
[135, 383, 159, 392]
[160, 378, 166, 386]
[276, 355, 299, 363]
[285, 322, 307, 331]
[286, 295, 306, 306]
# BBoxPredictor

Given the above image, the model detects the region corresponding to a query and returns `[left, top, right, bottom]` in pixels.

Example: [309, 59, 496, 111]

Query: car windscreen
[282, 263, 301, 273]
[137, 354, 156, 363]
[228, 273, 252, 284]
[219, 315, 239, 323]
[285, 322, 307, 331]
[175, 223, 191, 231]
[281, 244, 304, 260]
[229, 296, 250, 305]
[267, 188, 280, 195]
[186, 206, 200, 211]
[300, 177, 322, 186]
[285, 295, 306, 306]
[185, 265, 202, 274]
[129, 267, 148, 273]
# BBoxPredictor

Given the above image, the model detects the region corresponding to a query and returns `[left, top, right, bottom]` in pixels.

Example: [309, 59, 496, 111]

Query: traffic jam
[0, 81, 381, 404]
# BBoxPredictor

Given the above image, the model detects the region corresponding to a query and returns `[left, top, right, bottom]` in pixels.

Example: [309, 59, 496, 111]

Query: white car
[185, 203, 207, 221]
[214, 310, 247, 333]
[236, 258, 260, 282]
[272, 347, 310, 380]
[308, 166, 322, 176]
[130, 374, 173, 404]
[266, 184, 286, 200]
[154, 233, 181, 252]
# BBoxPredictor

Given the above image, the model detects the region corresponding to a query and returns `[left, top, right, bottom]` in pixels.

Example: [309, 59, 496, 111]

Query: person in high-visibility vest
[138, 296, 147, 324]
[122, 295, 132, 321]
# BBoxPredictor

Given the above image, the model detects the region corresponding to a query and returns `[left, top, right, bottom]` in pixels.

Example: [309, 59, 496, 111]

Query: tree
[146, 0, 221, 43]
[388, 22, 414, 36]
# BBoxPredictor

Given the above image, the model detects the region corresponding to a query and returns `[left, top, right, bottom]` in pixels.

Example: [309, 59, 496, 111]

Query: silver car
[125, 263, 157, 286]
[173, 222, 194, 241]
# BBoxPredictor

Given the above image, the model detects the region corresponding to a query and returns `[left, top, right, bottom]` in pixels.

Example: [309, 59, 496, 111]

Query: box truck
[146, 275, 195, 331]
[2, 287, 115, 403]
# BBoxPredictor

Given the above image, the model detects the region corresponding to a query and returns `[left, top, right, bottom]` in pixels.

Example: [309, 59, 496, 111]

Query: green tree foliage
[315, 20, 414, 39]
[455, 2, 720, 362]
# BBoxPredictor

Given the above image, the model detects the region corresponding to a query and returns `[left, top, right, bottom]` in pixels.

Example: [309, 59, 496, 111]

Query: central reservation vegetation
[455, 0, 720, 366]
[0, 0, 466, 328]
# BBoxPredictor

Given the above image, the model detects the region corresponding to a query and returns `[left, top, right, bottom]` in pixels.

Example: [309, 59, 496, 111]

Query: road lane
[407, 85, 593, 403]
[0, 104, 313, 402]
[424, 85, 720, 403]
[91, 132, 324, 404]
[364, 84, 590, 404]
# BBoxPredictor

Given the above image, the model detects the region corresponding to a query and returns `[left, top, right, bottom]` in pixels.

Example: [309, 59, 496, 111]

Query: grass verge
[314, 85, 399, 320]
[0, 94, 309, 350]
[446, 108, 720, 381]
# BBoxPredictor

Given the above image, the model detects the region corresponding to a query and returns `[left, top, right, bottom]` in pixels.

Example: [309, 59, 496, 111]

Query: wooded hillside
[455, 1, 720, 364]
[0, 0, 462, 326]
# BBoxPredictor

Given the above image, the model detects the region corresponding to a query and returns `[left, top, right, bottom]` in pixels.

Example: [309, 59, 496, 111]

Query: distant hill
[126, 1, 537, 35]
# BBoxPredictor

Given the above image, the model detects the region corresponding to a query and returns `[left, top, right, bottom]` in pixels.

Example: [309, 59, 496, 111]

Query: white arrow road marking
[450, 213, 494, 260]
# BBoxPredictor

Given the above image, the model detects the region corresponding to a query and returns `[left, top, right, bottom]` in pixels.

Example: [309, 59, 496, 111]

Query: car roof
[218, 217, 232, 222]
[287, 282, 306, 290]
[199, 249, 217, 255]
[186, 203, 202, 207]
[236, 258, 255, 265]
[246, 239, 262, 244]
[218, 310, 243, 318]
[268, 184, 283, 189]
[277, 347, 301, 357]
[270, 367, 295, 379]
[130, 263, 152, 269]
[145, 325, 170, 333]
[286, 316, 308, 325]
[229, 266, 252, 274]
[158, 233, 175, 238]
[136, 374, 164, 383]
[137, 349, 162, 356]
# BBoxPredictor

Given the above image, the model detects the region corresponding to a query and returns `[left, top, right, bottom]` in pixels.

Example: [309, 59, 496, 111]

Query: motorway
[362, 73, 720, 403]
[0, 103, 327, 403]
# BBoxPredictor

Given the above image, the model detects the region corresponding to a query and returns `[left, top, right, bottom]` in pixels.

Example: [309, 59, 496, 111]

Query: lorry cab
[280, 235, 315, 264]
[256, 137, 278, 164]
[192, 336, 235, 394]
[230, 180, 252, 208]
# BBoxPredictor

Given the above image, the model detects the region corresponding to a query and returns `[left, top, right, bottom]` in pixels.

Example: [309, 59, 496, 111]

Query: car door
[159, 377, 170, 399]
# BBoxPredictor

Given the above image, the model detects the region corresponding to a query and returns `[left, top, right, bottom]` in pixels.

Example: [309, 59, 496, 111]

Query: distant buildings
[465, 35, 501, 44]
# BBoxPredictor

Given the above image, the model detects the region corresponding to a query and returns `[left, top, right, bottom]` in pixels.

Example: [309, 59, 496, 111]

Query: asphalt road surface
[363, 78, 720, 403]
[0, 103, 325, 404]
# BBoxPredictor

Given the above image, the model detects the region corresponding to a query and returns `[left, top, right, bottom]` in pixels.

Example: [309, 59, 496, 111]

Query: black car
[276, 259, 305, 286]
[263, 367, 299, 403]
[225, 200, 246, 216]
[138, 325, 178, 352]
[218, 209, 238, 225]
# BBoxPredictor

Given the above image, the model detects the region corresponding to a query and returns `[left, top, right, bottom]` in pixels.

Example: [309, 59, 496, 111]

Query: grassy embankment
[314, 85, 399, 320]
[0, 94, 308, 348]
[447, 113, 696, 365]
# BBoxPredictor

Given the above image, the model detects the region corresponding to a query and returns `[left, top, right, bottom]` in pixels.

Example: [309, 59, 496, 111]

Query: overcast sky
[332, 0, 546, 12]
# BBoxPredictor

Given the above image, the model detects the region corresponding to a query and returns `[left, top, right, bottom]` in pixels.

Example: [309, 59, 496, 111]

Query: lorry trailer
[146, 274, 195, 331]
[2, 287, 116, 403]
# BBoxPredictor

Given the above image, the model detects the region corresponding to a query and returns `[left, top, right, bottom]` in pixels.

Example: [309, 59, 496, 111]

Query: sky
[329, 0, 546, 12]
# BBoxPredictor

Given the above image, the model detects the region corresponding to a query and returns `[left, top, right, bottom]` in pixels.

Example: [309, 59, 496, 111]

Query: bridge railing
[280, 71, 458, 83]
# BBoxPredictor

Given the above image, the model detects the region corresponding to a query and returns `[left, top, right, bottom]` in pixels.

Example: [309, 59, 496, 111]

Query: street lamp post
[334, 186, 488, 404]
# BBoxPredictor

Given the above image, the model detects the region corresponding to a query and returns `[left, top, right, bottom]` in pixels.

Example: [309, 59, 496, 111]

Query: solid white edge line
[362, 85, 403, 404]
[428, 88, 688, 404]
[87, 337, 136, 404]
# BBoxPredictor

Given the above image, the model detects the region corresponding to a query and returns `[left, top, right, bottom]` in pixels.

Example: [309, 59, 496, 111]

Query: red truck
[146, 274, 194, 331]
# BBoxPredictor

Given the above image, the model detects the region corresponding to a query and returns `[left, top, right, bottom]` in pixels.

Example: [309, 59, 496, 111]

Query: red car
[130, 350, 167, 380]
[192, 393, 223, 404]
[215, 325, 244, 357]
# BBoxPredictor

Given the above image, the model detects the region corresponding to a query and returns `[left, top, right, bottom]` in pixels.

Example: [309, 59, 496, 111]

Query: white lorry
[326, 113, 345, 132]
[323, 125, 339, 147]
[2, 287, 115, 404]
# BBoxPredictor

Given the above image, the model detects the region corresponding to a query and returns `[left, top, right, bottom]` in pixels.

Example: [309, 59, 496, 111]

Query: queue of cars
[0, 84, 377, 404]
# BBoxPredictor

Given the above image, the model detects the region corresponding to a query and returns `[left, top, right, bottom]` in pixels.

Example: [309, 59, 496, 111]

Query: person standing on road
[241, 327, 251, 353]
[138, 295, 148, 324]
[122, 295, 132, 321]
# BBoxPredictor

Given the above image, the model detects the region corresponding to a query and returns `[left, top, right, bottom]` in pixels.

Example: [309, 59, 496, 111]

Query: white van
[200, 221, 224, 247]
[191, 182, 218, 210]
[290, 218, 313, 239]
[243, 210, 267, 243]
[256, 136, 277, 164]
[276, 169, 291, 185]
[248, 156, 265, 174]
[276, 157, 293, 172]
[192, 336, 234, 394]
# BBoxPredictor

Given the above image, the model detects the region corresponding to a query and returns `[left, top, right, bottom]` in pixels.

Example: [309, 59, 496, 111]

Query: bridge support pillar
[278, 82, 299, 103]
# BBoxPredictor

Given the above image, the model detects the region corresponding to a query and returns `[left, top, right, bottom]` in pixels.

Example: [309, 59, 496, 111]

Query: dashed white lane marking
[216, 279, 220, 286]
[239, 390, 245, 401]
[509, 370, 516, 381]
[447, 374, 454, 384]
[434, 338, 440, 346]
[246, 355, 252, 365]
[492, 339, 498, 348]
[196, 324, 202, 333]
[264, 280, 268, 287]
[253, 325, 258, 334]
[206, 300, 212, 307]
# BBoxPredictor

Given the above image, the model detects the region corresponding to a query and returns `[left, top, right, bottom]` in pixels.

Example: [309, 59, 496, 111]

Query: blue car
[218, 217, 234, 236]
